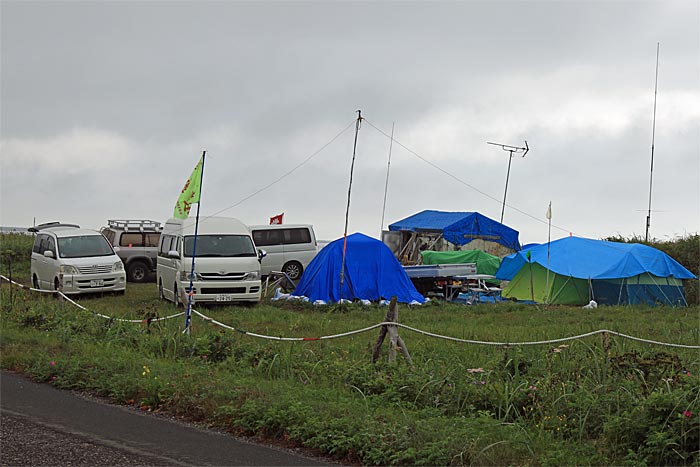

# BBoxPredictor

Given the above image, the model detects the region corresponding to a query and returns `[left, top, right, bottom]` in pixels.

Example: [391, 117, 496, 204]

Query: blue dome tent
[291, 232, 425, 304]
[496, 237, 696, 306]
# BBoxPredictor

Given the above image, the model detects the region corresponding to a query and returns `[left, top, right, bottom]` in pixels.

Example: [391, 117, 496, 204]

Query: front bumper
[178, 280, 262, 303]
[59, 272, 127, 295]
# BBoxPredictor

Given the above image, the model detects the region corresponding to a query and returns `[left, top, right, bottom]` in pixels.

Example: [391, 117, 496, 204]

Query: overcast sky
[2, 1, 698, 246]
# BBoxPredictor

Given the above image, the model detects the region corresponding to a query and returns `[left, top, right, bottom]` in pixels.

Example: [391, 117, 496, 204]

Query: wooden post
[372, 296, 413, 366]
[602, 331, 611, 356]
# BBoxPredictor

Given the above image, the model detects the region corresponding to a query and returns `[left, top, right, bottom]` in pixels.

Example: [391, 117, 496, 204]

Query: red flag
[269, 213, 284, 225]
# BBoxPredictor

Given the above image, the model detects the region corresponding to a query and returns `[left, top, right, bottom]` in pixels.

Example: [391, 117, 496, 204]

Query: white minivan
[249, 224, 318, 280]
[157, 217, 264, 305]
[29, 222, 126, 294]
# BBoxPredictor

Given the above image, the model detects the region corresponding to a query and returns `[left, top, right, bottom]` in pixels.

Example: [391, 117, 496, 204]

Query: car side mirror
[43, 250, 55, 259]
[167, 250, 180, 259]
[113, 246, 121, 253]
[257, 249, 267, 263]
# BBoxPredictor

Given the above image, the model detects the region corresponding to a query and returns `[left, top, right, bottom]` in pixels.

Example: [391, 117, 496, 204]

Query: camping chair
[262, 271, 297, 299]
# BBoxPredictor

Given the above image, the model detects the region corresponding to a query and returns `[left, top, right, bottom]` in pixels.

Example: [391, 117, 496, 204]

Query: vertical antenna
[645, 42, 660, 243]
[340, 110, 362, 293]
[380, 122, 395, 235]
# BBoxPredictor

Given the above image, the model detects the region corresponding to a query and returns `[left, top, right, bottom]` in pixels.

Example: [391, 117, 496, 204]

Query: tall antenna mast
[645, 42, 660, 243]
[487, 140, 529, 223]
[340, 110, 362, 292]
[380, 122, 395, 235]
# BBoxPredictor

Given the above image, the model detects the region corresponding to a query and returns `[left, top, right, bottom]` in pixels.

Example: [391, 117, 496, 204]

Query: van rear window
[253, 228, 311, 246]
[183, 235, 256, 258]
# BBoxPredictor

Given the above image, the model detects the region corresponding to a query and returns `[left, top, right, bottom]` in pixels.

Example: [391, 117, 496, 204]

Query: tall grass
[1, 281, 698, 466]
[1, 232, 699, 465]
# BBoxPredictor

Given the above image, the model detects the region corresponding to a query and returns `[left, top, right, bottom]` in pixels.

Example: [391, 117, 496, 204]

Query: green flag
[173, 157, 203, 219]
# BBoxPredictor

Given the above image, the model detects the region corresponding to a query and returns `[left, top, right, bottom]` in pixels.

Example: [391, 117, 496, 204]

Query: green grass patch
[1, 280, 699, 466]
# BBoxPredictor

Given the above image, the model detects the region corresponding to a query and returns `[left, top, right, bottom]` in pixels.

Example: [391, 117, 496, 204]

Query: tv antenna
[487, 140, 529, 223]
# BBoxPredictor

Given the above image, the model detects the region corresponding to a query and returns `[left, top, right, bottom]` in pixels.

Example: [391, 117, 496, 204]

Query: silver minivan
[249, 224, 318, 280]
[29, 222, 126, 294]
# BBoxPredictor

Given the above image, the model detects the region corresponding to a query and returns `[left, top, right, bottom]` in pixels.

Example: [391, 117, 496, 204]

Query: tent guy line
[174, 118, 357, 233]
[172, 113, 580, 239]
[363, 118, 575, 235]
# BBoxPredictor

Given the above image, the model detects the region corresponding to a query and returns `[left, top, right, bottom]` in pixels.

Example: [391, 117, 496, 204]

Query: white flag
[546, 202, 552, 220]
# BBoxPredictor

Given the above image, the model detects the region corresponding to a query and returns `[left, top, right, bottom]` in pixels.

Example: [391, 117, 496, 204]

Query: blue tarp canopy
[388, 210, 521, 251]
[496, 236, 695, 281]
[291, 232, 426, 304]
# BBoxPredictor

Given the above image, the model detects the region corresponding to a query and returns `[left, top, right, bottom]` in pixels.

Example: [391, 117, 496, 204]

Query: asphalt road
[0, 371, 332, 467]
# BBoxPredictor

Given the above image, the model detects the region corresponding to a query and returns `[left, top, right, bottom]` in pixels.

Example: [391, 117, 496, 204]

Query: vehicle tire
[174, 283, 183, 308]
[127, 261, 149, 283]
[32, 275, 40, 290]
[282, 261, 303, 281]
[53, 278, 61, 298]
[158, 280, 166, 301]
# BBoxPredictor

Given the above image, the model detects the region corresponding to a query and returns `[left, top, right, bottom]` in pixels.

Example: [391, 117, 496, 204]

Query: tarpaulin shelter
[421, 250, 501, 276]
[385, 210, 521, 263]
[291, 232, 425, 304]
[496, 236, 696, 306]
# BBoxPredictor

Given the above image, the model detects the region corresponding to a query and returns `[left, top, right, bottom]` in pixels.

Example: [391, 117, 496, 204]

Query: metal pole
[184, 150, 206, 333]
[340, 111, 362, 295]
[500, 150, 514, 224]
[380, 122, 395, 236]
[645, 42, 660, 243]
[488, 141, 528, 224]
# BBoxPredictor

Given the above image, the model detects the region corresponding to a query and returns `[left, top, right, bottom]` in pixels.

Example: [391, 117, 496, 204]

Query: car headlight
[181, 271, 202, 281]
[59, 265, 79, 275]
[113, 261, 124, 272]
[244, 271, 260, 280]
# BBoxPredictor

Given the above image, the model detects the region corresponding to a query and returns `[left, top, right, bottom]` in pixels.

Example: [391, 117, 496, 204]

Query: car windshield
[183, 235, 256, 258]
[58, 235, 115, 258]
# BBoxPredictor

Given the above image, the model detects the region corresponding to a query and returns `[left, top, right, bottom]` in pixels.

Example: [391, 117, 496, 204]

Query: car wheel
[127, 261, 149, 283]
[158, 280, 165, 301]
[53, 278, 61, 297]
[282, 261, 303, 281]
[32, 275, 40, 290]
[174, 283, 183, 308]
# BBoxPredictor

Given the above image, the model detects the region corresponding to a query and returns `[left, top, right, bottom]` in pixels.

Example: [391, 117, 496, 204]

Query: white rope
[4, 275, 698, 349]
[0, 275, 185, 323]
[192, 307, 700, 349]
[192, 308, 385, 340]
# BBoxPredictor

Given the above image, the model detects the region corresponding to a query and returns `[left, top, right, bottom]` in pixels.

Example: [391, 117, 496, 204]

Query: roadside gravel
[1, 412, 176, 467]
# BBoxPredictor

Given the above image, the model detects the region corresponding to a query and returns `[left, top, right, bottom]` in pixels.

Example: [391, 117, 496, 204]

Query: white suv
[29, 222, 126, 295]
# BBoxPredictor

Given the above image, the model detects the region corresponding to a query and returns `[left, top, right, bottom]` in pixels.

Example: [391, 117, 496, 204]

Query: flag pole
[184, 150, 206, 334]
[545, 201, 552, 305]
[340, 110, 362, 298]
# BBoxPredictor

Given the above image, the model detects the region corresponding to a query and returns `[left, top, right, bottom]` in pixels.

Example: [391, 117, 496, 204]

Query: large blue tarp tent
[388, 210, 521, 251]
[496, 236, 696, 306]
[291, 232, 425, 304]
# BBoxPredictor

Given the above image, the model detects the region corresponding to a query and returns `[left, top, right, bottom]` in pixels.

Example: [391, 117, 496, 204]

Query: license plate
[216, 294, 235, 302]
[90, 279, 104, 287]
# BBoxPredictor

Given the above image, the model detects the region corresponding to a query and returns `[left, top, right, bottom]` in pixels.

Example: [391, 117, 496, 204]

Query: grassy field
[2, 279, 699, 466]
[1, 233, 699, 465]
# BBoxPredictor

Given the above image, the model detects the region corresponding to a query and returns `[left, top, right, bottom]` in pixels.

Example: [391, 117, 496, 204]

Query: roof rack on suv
[107, 219, 163, 232]
[28, 222, 81, 233]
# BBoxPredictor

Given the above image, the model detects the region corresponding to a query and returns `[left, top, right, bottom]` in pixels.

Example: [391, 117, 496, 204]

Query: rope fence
[0, 275, 185, 324]
[2, 275, 698, 349]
